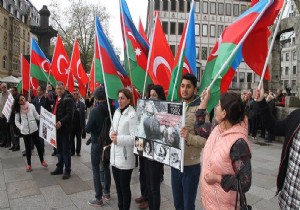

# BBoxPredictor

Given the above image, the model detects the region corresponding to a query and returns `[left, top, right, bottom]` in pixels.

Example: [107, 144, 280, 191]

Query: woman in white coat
[13, 94, 47, 172]
[110, 89, 137, 210]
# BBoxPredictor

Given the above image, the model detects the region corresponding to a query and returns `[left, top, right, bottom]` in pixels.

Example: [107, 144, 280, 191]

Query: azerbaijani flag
[167, 1, 195, 101]
[95, 16, 125, 99]
[199, 0, 275, 112]
[120, 0, 152, 92]
[30, 38, 56, 86]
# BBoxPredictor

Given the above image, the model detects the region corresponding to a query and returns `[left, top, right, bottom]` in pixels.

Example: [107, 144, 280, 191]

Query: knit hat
[93, 86, 106, 100]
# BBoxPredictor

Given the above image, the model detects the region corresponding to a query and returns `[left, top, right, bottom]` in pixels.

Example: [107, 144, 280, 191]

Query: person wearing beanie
[87, 86, 115, 207]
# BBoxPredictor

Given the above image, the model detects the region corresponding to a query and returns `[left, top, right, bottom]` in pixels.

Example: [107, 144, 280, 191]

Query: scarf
[20, 101, 30, 113]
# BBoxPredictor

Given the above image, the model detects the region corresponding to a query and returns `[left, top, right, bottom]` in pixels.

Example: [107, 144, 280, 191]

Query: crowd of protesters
[1, 76, 300, 209]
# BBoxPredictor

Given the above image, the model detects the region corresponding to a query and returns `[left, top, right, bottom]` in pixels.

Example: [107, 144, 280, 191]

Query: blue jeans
[91, 142, 111, 199]
[56, 132, 71, 173]
[171, 163, 201, 210]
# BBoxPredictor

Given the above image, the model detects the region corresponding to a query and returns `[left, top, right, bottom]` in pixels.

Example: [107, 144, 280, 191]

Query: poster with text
[39, 107, 56, 148]
[2, 94, 14, 122]
[135, 99, 185, 172]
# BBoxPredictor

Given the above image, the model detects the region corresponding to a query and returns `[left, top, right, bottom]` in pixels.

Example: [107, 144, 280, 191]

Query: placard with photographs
[135, 99, 185, 172]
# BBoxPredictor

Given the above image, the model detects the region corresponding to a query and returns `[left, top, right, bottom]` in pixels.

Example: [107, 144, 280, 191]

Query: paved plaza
[0, 136, 282, 210]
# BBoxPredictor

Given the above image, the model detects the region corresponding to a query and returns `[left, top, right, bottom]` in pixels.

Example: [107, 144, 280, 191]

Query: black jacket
[32, 95, 51, 113]
[53, 93, 74, 133]
[257, 99, 300, 194]
[73, 100, 86, 130]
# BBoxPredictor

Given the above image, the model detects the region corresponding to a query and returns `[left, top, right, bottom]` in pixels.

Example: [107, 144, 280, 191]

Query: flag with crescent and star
[30, 38, 56, 86]
[120, 0, 153, 92]
[199, 0, 281, 113]
[147, 16, 173, 93]
[167, 2, 195, 101]
[69, 38, 89, 96]
[51, 35, 74, 92]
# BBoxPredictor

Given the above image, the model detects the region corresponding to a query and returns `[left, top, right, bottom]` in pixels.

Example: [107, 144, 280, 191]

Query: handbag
[235, 176, 252, 210]
[102, 144, 111, 165]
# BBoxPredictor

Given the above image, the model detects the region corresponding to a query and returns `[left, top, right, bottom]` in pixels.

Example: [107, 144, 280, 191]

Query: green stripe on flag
[30, 64, 56, 86]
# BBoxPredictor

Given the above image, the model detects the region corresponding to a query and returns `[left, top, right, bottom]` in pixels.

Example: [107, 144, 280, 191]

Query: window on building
[240, 72, 245, 83]
[13, 59, 19, 71]
[4, 18, 7, 28]
[247, 73, 252, 82]
[241, 5, 247, 13]
[162, 21, 168, 34]
[2, 55, 7, 69]
[187, 1, 191, 12]
[23, 42, 25, 55]
[27, 45, 30, 54]
[293, 51, 296, 60]
[281, 53, 283, 61]
[171, 0, 176, 11]
[218, 3, 224, 15]
[170, 45, 176, 56]
[202, 24, 208, 37]
[210, 2, 216, 14]
[203, 1, 208, 14]
[218, 25, 223, 37]
[195, 0, 200, 13]
[3, 32, 8, 50]
[233, 4, 239, 16]
[179, 0, 184, 12]
[163, 0, 168, 11]
[286, 53, 289, 61]
[195, 24, 200, 36]
[226, 3, 231, 16]
[197, 67, 201, 82]
[201, 47, 207, 60]
[281, 67, 283, 76]
[285, 67, 289, 75]
[154, 0, 160, 10]
[292, 80, 296, 90]
[170, 22, 176, 35]
[178, 22, 184, 35]
[293, 66, 297, 74]
[196, 46, 200, 59]
[210, 25, 215, 37]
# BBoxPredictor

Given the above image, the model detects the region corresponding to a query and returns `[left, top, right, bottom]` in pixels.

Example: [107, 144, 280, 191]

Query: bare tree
[49, 0, 113, 72]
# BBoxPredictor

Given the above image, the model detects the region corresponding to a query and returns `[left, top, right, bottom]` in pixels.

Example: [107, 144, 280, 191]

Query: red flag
[69, 38, 89, 96]
[138, 18, 149, 45]
[89, 59, 95, 93]
[20, 55, 39, 94]
[148, 17, 173, 92]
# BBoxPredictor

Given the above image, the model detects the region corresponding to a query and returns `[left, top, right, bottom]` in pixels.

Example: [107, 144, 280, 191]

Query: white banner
[2, 94, 14, 122]
[135, 99, 185, 172]
[39, 107, 56, 148]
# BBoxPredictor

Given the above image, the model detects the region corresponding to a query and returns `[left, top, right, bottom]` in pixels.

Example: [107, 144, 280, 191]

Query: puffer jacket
[201, 121, 249, 210]
[110, 105, 137, 170]
[184, 96, 206, 166]
[15, 103, 40, 135]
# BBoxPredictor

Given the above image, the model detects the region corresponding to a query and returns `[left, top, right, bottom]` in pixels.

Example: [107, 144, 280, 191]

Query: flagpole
[258, 0, 287, 89]
[207, 0, 273, 91]
[95, 17, 114, 130]
[171, 0, 194, 101]
[120, 0, 136, 106]
[142, 14, 157, 99]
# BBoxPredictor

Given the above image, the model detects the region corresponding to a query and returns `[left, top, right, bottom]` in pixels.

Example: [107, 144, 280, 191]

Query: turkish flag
[147, 17, 173, 92]
[21, 55, 39, 95]
[69, 38, 89, 96]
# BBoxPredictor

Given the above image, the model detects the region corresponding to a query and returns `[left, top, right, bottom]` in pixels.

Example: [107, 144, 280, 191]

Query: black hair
[11, 87, 18, 92]
[145, 83, 155, 99]
[150, 84, 166, 100]
[220, 92, 245, 125]
[181, 73, 197, 88]
[12, 93, 25, 113]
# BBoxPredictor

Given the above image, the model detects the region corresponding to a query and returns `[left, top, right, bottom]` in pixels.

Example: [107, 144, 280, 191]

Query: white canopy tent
[0, 76, 20, 83]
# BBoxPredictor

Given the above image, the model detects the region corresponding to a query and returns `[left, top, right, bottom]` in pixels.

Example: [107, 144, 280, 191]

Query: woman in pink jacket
[195, 90, 251, 210]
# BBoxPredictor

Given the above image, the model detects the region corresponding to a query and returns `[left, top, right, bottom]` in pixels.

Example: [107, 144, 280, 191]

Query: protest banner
[135, 99, 185, 172]
[2, 94, 14, 122]
[39, 107, 56, 148]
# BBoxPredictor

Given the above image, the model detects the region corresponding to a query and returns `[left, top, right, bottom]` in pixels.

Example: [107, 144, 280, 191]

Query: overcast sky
[29, 0, 148, 59]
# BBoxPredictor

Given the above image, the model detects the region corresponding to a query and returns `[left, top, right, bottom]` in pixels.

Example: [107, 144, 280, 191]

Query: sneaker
[26, 165, 32, 172]
[102, 194, 111, 201]
[41, 160, 48, 167]
[88, 198, 103, 207]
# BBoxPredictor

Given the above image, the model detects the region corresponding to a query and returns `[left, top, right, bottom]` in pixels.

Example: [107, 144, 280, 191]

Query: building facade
[280, 0, 300, 96]
[0, 0, 39, 78]
[146, 0, 271, 90]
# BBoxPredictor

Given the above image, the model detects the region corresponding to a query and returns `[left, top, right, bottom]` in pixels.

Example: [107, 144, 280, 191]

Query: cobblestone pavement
[0, 136, 282, 210]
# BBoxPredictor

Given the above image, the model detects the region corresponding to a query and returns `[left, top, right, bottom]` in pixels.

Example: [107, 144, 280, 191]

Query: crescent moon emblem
[153, 56, 172, 78]
[212, 35, 222, 57]
[41, 60, 50, 73]
[183, 62, 191, 73]
[57, 55, 68, 75]
[127, 32, 136, 41]
[76, 59, 82, 79]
